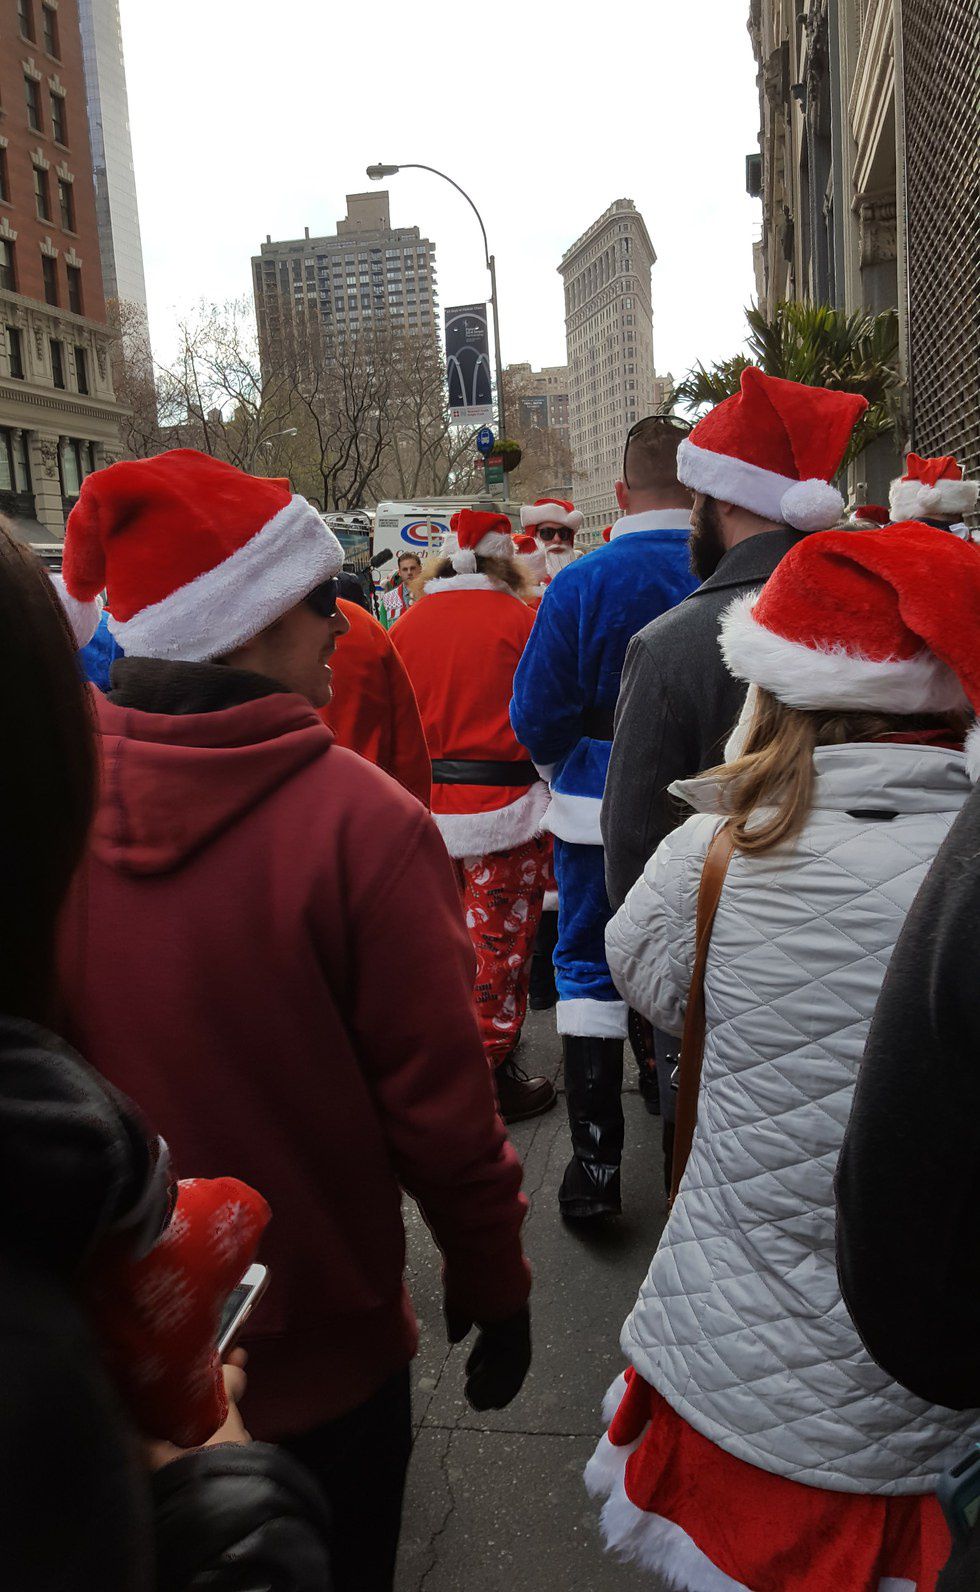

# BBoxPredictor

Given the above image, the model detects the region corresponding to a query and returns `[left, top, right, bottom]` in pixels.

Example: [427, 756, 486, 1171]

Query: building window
[0, 428, 31, 494]
[18, 0, 35, 40]
[34, 164, 51, 222]
[41, 252, 58, 305]
[58, 177, 74, 231]
[0, 240, 16, 292]
[0, 148, 9, 205]
[6, 326, 24, 378]
[50, 91, 66, 144]
[58, 438, 94, 498]
[42, 2, 58, 54]
[25, 74, 42, 132]
[66, 263, 82, 314]
[74, 345, 88, 393]
[50, 337, 64, 388]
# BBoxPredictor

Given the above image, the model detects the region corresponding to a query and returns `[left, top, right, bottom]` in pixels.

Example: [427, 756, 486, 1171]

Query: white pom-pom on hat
[780, 478, 845, 532]
[49, 572, 103, 649]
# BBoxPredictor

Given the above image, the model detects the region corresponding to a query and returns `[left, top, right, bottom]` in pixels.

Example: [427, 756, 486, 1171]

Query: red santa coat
[391, 573, 549, 857]
[320, 598, 431, 806]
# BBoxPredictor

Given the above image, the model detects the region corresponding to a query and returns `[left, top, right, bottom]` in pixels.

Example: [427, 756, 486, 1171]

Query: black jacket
[601, 528, 804, 909]
[836, 786, 980, 1411]
[0, 1017, 331, 1590]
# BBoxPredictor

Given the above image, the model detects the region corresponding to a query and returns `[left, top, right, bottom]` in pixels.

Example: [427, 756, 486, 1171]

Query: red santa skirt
[585, 1370, 951, 1592]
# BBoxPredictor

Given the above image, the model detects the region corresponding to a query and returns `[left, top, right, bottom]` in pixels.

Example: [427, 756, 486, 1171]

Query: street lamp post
[367, 162, 508, 497]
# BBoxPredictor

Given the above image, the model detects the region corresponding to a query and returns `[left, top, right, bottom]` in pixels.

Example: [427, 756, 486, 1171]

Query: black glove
[445, 1303, 531, 1411]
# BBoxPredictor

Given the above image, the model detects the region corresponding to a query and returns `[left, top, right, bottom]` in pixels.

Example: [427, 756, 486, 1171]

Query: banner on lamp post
[445, 303, 494, 426]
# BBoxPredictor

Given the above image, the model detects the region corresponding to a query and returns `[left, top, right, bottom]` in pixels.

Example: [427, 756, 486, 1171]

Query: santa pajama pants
[455, 835, 550, 1069]
[553, 838, 628, 1039]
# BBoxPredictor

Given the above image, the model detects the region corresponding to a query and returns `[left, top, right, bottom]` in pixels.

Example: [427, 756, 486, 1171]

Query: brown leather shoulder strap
[669, 823, 736, 1206]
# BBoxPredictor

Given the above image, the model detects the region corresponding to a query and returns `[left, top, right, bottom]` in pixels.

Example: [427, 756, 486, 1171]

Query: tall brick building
[0, 0, 125, 544]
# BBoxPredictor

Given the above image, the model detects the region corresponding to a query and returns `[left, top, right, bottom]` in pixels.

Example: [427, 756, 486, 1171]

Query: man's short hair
[623, 420, 689, 495]
[397, 551, 421, 567]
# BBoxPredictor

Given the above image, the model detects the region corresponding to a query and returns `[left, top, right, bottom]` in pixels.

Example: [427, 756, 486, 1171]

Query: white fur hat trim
[520, 501, 583, 532]
[50, 572, 103, 650]
[889, 477, 980, 522]
[719, 591, 968, 714]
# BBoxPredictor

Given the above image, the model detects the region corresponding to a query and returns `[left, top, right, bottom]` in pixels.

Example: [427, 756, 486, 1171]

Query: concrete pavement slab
[395, 1427, 663, 1592]
[397, 1009, 671, 1586]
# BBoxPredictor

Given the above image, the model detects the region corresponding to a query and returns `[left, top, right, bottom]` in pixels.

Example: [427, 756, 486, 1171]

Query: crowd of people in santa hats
[3, 350, 980, 1592]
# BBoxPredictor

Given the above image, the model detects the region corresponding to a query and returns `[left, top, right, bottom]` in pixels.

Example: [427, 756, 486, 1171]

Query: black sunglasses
[622, 413, 693, 489]
[538, 524, 576, 544]
[305, 576, 340, 618]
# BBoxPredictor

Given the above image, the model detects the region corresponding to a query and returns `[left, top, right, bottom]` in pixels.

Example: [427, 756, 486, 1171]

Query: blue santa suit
[511, 511, 697, 1038]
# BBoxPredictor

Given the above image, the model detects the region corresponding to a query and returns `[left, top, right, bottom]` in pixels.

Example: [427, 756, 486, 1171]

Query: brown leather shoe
[495, 1055, 557, 1124]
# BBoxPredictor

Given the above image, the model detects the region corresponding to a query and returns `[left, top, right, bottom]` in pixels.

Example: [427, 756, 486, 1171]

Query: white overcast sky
[118, 0, 761, 383]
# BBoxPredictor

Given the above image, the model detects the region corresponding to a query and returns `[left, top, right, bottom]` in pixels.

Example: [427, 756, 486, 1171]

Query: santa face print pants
[455, 834, 550, 1069]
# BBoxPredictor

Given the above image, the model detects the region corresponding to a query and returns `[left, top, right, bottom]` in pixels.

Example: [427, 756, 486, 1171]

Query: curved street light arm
[392, 163, 491, 272]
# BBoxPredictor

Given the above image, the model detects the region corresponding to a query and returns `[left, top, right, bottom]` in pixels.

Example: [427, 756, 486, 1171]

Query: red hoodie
[58, 680, 530, 1439]
[320, 598, 431, 806]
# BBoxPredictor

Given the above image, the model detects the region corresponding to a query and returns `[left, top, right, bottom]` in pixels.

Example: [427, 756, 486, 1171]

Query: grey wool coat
[600, 526, 805, 911]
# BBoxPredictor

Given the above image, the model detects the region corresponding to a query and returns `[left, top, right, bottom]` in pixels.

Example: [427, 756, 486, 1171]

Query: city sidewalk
[396, 1009, 669, 1592]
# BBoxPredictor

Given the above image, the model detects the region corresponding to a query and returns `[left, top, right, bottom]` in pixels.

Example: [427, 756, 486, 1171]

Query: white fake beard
[543, 546, 577, 579]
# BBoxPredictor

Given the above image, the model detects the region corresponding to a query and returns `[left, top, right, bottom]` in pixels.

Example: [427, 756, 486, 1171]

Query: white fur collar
[610, 509, 692, 540]
[425, 573, 520, 597]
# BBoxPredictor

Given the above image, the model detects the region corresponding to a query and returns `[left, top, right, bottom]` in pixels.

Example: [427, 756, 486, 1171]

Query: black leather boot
[628, 1009, 661, 1116]
[528, 910, 559, 1011]
[559, 1036, 624, 1219]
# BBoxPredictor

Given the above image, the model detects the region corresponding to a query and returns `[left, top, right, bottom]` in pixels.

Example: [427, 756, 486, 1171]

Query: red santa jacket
[58, 680, 530, 1439]
[320, 599, 431, 806]
[391, 573, 548, 857]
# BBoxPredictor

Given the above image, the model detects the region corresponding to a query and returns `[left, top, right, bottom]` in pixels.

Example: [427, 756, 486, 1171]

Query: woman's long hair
[709, 687, 968, 856]
[0, 525, 98, 1022]
[417, 552, 531, 599]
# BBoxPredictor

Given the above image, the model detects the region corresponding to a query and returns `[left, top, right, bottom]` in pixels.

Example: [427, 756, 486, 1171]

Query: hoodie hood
[93, 670, 333, 875]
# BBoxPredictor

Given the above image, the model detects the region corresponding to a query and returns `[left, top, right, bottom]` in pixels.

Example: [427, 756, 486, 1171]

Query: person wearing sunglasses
[56, 451, 534, 1591]
[518, 497, 584, 585]
[511, 416, 698, 1220]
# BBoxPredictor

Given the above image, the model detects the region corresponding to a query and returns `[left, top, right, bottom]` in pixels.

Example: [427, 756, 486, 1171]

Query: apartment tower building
[0, 0, 125, 544]
[77, 0, 148, 316]
[559, 199, 658, 537]
[253, 192, 437, 378]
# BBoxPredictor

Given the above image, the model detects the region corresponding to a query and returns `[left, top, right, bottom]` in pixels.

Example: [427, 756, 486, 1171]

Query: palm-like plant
[674, 301, 904, 467]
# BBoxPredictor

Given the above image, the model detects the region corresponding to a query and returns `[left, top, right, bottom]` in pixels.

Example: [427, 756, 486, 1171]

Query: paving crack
[416, 1422, 458, 1591]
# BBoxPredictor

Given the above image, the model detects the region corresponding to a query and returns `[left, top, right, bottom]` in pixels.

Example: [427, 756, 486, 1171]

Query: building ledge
[848, 0, 895, 193]
[0, 378, 129, 426]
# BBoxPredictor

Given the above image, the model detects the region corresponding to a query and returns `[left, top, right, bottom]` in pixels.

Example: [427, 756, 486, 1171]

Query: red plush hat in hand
[87, 1176, 270, 1447]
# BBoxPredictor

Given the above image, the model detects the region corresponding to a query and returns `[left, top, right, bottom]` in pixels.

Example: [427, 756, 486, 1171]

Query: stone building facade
[559, 200, 660, 539]
[748, 0, 979, 500]
[0, 0, 125, 545]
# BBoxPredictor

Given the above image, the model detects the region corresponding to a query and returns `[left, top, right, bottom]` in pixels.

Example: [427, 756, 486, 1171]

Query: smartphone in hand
[217, 1262, 269, 1356]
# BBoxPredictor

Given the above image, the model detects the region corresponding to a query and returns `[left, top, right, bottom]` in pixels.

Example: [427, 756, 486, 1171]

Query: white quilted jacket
[608, 741, 977, 1492]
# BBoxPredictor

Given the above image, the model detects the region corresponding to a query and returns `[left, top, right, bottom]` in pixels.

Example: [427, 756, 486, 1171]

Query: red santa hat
[677, 367, 868, 532]
[601, 525, 613, 543]
[513, 532, 540, 555]
[850, 503, 890, 527]
[889, 452, 979, 523]
[520, 498, 584, 534]
[442, 508, 515, 574]
[719, 522, 980, 772]
[49, 571, 103, 649]
[61, 449, 343, 663]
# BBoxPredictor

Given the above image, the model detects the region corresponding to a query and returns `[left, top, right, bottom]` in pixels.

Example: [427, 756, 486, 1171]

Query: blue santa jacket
[510, 510, 697, 845]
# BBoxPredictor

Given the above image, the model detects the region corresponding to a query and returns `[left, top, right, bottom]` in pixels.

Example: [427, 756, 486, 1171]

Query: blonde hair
[418, 553, 532, 599]
[710, 688, 967, 855]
